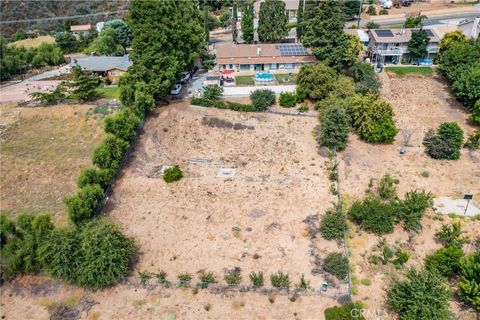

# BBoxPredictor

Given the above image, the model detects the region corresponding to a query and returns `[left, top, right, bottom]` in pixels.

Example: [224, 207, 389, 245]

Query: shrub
[38, 228, 81, 283]
[320, 206, 347, 240]
[323, 252, 349, 280]
[155, 270, 168, 284]
[361, 278, 372, 286]
[349, 94, 398, 143]
[387, 268, 452, 320]
[191, 97, 258, 112]
[296, 62, 338, 100]
[377, 173, 397, 200]
[199, 271, 216, 288]
[270, 271, 290, 289]
[470, 100, 480, 125]
[435, 222, 467, 248]
[425, 246, 464, 278]
[366, 5, 376, 15]
[139, 270, 153, 285]
[92, 135, 129, 171]
[379, 8, 388, 15]
[104, 110, 141, 143]
[296, 274, 310, 290]
[64, 184, 104, 225]
[224, 269, 242, 287]
[163, 165, 183, 183]
[203, 84, 224, 100]
[279, 92, 297, 108]
[349, 197, 396, 235]
[132, 87, 155, 117]
[77, 167, 115, 189]
[76, 218, 135, 289]
[324, 301, 365, 320]
[392, 248, 411, 267]
[423, 122, 464, 160]
[451, 63, 480, 109]
[250, 271, 264, 287]
[319, 106, 351, 151]
[464, 129, 480, 150]
[250, 89, 275, 111]
[350, 61, 381, 94]
[397, 189, 433, 231]
[366, 22, 379, 29]
[458, 251, 480, 310]
[177, 273, 192, 287]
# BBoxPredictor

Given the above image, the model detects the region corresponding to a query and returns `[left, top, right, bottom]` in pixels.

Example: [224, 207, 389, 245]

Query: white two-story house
[367, 28, 441, 65]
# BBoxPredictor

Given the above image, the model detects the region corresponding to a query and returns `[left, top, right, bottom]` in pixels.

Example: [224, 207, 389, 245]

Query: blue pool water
[255, 73, 274, 82]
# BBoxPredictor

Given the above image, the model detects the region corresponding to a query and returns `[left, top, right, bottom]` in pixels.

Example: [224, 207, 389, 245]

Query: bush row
[191, 97, 259, 112]
[137, 269, 312, 290]
[192, 88, 276, 112]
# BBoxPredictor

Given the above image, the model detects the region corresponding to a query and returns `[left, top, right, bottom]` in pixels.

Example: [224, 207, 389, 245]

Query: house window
[240, 64, 250, 71]
[270, 63, 278, 69]
[394, 43, 401, 47]
[285, 63, 294, 69]
[110, 72, 117, 76]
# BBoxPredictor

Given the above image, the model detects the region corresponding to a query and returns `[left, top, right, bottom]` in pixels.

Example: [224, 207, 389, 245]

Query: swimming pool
[255, 73, 274, 83]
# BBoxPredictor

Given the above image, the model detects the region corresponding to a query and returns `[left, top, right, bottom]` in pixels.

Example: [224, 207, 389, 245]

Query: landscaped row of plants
[137, 269, 312, 291]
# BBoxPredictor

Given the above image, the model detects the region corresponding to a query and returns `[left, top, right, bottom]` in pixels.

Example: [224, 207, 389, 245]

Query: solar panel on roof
[374, 30, 394, 37]
[275, 44, 309, 56]
[412, 29, 435, 38]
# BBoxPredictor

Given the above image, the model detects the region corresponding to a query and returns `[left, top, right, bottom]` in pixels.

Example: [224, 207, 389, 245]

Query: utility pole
[232, 1, 238, 43]
[357, 0, 363, 28]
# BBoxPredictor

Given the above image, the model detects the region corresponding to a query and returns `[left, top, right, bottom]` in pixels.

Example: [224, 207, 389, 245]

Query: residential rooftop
[72, 55, 132, 72]
[70, 24, 92, 32]
[368, 28, 441, 43]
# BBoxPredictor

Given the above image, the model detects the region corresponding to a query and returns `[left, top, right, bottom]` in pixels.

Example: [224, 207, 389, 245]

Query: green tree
[30, 85, 65, 105]
[55, 32, 78, 53]
[76, 218, 135, 289]
[66, 66, 100, 101]
[257, 0, 288, 42]
[438, 42, 480, 82]
[104, 110, 141, 142]
[86, 28, 124, 56]
[387, 268, 452, 320]
[92, 135, 130, 171]
[323, 252, 349, 280]
[219, 10, 232, 29]
[470, 100, 480, 125]
[132, 85, 156, 116]
[439, 30, 468, 55]
[64, 184, 104, 225]
[14, 29, 27, 41]
[350, 61, 381, 94]
[404, 15, 425, 28]
[458, 251, 480, 310]
[296, 0, 304, 39]
[302, 0, 352, 69]
[250, 89, 275, 110]
[451, 63, 480, 109]
[349, 197, 396, 234]
[408, 28, 429, 62]
[104, 19, 132, 51]
[128, 0, 204, 98]
[241, 2, 254, 43]
[319, 106, 351, 151]
[296, 62, 338, 100]
[77, 167, 114, 189]
[423, 122, 464, 160]
[349, 94, 398, 143]
[203, 84, 224, 100]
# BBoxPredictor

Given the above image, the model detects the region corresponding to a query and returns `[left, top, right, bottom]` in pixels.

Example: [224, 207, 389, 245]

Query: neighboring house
[254, 0, 298, 22]
[72, 55, 132, 83]
[458, 17, 480, 39]
[69, 24, 92, 36]
[214, 43, 316, 72]
[345, 29, 370, 49]
[367, 28, 441, 64]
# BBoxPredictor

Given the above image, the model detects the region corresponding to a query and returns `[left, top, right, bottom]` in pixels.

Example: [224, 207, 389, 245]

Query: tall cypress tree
[296, 0, 304, 39]
[257, 0, 288, 42]
[241, 2, 254, 43]
[408, 28, 429, 63]
[302, 0, 350, 69]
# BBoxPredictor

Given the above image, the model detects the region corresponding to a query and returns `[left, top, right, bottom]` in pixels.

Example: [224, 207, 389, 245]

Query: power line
[0, 10, 128, 25]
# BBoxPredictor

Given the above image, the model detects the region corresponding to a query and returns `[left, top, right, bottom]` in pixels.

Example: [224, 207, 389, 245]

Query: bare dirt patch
[0, 104, 105, 221]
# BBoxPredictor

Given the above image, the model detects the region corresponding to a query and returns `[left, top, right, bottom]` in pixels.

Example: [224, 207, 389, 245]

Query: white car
[180, 72, 190, 84]
[170, 84, 182, 95]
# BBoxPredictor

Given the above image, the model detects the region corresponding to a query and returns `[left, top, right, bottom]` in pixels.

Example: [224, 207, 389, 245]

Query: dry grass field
[0, 104, 106, 222]
[8, 35, 55, 48]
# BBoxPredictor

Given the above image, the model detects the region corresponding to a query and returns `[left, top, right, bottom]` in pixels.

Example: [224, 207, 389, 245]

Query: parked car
[170, 84, 182, 95]
[180, 72, 190, 84]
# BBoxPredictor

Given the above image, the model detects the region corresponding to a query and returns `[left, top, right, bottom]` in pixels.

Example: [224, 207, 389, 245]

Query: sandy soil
[0, 80, 62, 103]
[0, 104, 105, 221]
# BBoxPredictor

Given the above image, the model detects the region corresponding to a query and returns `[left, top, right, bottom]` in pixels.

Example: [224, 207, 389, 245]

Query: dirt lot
[0, 104, 105, 221]
[1, 72, 479, 320]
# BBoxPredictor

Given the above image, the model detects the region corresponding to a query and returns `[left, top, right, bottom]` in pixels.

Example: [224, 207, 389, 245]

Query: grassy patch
[385, 67, 433, 76]
[98, 86, 120, 99]
[275, 73, 297, 84]
[235, 75, 254, 86]
[9, 36, 55, 48]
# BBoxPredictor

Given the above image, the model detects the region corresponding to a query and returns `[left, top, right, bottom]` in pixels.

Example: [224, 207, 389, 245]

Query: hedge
[92, 135, 130, 171]
[64, 184, 104, 226]
[191, 97, 259, 112]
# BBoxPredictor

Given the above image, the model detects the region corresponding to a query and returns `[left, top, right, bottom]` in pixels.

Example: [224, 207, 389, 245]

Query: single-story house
[214, 43, 316, 73]
[72, 55, 132, 83]
[367, 28, 441, 64]
[459, 17, 480, 39]
[70, 24, 92, 35]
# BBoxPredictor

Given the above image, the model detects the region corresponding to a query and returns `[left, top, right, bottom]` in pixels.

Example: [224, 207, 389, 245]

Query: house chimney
[257, 47, 261, 56]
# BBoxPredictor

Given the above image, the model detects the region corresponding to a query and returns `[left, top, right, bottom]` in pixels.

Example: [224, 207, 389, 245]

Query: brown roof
[215, 43, 316, 65]
[369, 28, 440, 43]
[254, 0, 298, 12]
[70, 24, 92, 32]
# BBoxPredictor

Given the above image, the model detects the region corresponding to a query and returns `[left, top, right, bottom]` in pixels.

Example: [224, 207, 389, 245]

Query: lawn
[235, 75, 254, 86]
[275, 73, 297, 84]
[385, 66, 433, 76]
[97, 86, 120, 99]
